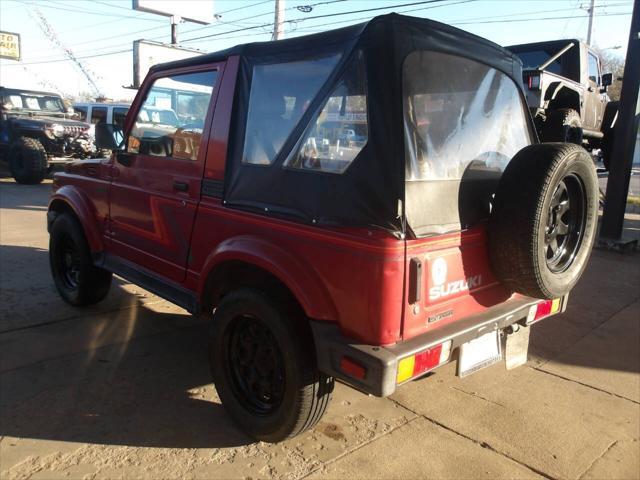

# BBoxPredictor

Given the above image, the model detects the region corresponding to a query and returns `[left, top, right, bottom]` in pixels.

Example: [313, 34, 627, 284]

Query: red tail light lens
[340, 356, 367, 380]
[527, 298, 561, 324]
[528, 75, 541, 90]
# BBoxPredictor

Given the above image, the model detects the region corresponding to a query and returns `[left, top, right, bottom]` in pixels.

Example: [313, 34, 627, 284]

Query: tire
[49, 213, 112, 306]
[209, 289, 333, 442]
[489, 143, 599, 299]
[8, 136, 48, 184]
[542, 108, 583, 145]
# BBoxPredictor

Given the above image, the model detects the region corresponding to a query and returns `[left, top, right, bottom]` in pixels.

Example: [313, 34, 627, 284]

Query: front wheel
[209, 289, 333, 442]
[8, 136, 48, 184]
[49, 213, 112, 306]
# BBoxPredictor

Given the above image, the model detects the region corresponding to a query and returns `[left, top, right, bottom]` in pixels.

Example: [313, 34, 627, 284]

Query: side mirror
[95, 122, 124, 150]
[602, 72, 613, 87]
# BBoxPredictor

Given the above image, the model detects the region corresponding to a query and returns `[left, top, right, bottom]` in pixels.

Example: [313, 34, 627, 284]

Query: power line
[182, 0, 452, 43]
[4, 1, 632, 65]
[15, 0, 166, 21]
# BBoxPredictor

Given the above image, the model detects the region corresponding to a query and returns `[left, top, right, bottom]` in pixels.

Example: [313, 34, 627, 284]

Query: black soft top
[155, 14, 530, 235]
[153, 13, 523, 81]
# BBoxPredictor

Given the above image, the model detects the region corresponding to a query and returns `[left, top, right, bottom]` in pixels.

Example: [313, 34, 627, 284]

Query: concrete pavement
[1, 177, 638, 480]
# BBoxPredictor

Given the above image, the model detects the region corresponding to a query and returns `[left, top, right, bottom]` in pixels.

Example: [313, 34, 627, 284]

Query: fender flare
[199, 235, 338, 321]
[48, 185, 104, 253]
[545, 82, 582, 111]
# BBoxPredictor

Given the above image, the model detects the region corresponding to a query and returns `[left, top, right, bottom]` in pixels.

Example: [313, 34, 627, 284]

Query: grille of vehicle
[63, 125, 89, 135]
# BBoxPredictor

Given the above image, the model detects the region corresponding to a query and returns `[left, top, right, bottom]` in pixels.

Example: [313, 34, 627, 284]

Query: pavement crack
[577, 439, 618, 480]
[449, 386, 507, 408]
[531, 367, 640, 405]
[299, 415, 418, 479]
[421, 415, 557, 480]
[387, 398, 557, 480]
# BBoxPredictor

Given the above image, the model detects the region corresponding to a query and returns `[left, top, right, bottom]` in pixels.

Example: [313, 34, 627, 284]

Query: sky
[0, 0, 634, 101]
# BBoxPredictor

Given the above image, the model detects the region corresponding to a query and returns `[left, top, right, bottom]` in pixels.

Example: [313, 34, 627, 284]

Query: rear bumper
[311, 295, 567, 397]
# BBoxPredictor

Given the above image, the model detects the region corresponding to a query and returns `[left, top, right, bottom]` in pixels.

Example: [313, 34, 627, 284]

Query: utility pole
[170, 15, 180, 44]
[587, 0, 596, 45]
[598, 0, 639, 250]
[272, 0, 285, 40]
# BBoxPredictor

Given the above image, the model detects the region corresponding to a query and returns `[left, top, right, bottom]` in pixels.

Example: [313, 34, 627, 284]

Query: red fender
[199, 235, 339, 321]
[49, 185, 104, 253]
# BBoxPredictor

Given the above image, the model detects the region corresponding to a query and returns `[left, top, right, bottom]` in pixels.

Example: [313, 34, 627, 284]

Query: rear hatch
[402, 226, 511, 340]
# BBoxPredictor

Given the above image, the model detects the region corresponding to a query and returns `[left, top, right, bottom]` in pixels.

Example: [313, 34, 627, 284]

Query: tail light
[528, 75, 541, 90]
[526, 298, 561, 324]
[396, 340, 452, 384]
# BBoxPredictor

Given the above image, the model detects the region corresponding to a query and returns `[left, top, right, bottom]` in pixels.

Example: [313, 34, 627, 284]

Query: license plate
[458, 330, 501, 377]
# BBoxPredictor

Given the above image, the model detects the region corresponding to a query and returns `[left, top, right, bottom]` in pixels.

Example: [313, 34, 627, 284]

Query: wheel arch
[546, 83, 582, 115]
[199, 236, 338, 322]
[48, 185, 103, 253]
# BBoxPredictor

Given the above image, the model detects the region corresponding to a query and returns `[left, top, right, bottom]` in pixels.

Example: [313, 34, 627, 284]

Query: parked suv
[0, 87, 96, 183]
[507, 40, 618, 168]
[48, 14, 599, 442]
[73, 102, 130, 129]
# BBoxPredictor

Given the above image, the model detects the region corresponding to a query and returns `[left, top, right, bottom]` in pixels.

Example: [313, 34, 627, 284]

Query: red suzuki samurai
[48, 14, 599, 442]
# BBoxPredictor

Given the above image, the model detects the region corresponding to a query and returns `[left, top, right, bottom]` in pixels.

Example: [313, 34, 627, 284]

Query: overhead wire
[4, 0, 632, 65]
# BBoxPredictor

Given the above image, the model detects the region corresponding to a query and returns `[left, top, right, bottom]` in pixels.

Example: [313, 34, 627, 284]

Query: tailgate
[402, 226, 512, 340]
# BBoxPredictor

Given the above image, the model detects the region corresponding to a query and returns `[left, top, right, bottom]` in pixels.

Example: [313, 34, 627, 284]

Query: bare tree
[592, 46, 625, 101]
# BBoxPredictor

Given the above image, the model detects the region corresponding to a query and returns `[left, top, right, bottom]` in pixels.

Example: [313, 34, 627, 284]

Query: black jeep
[0, 87, 96, 184]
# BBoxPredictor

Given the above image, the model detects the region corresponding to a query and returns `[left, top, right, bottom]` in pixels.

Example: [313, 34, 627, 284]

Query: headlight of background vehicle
[45, 124, 65, 138]
[50, 124, 65, 138]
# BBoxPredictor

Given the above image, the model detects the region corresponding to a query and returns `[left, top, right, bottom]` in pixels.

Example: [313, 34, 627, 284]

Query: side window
[588, 53, 600, 85]
[284, 51, 367, 174]
[242, 53, 341, 166]
[74, 106, 87, 121]
[91, 107, 107, 124]
[127, 70, 218, 161]
[113, 107, 128, 128]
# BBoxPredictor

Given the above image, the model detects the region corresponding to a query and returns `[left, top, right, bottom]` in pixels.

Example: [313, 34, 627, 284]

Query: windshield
[2, 91, 66, 113]
[510, 43, 579, 81]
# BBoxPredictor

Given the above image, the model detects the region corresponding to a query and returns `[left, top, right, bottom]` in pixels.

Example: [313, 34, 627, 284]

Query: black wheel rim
[56, 234, 81, 289]
[544, 174, 586, 273]
[225, 315, 285, 415]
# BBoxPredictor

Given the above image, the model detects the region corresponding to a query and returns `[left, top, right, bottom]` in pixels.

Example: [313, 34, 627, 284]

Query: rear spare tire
[542, 108, 583, 145]
[489, 143, 598, 299]
[8, 136, 48, 184]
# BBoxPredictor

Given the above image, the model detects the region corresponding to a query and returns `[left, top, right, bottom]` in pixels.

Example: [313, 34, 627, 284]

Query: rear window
[284, 50, 367, 174]
[404, 51, 532, 182]
[403, 51, 533, 235]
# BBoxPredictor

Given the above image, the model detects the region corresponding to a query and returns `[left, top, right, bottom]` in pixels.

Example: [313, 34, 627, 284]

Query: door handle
[173, 181, 189, 192]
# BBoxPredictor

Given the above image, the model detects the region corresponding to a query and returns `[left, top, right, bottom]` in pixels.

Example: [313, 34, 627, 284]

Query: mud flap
[505, 324, 530, 370]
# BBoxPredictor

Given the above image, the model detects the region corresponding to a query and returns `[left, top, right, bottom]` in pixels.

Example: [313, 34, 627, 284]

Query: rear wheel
[49, 213, 112, 305]
[209, 289, 333, 442]
[542, 108, 583, 145]
[489, 143, 598, 299]
[8, 137, 48, 184]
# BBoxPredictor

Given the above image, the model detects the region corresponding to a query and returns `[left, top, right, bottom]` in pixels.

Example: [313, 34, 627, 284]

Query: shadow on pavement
[0, 176, 638, 449]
